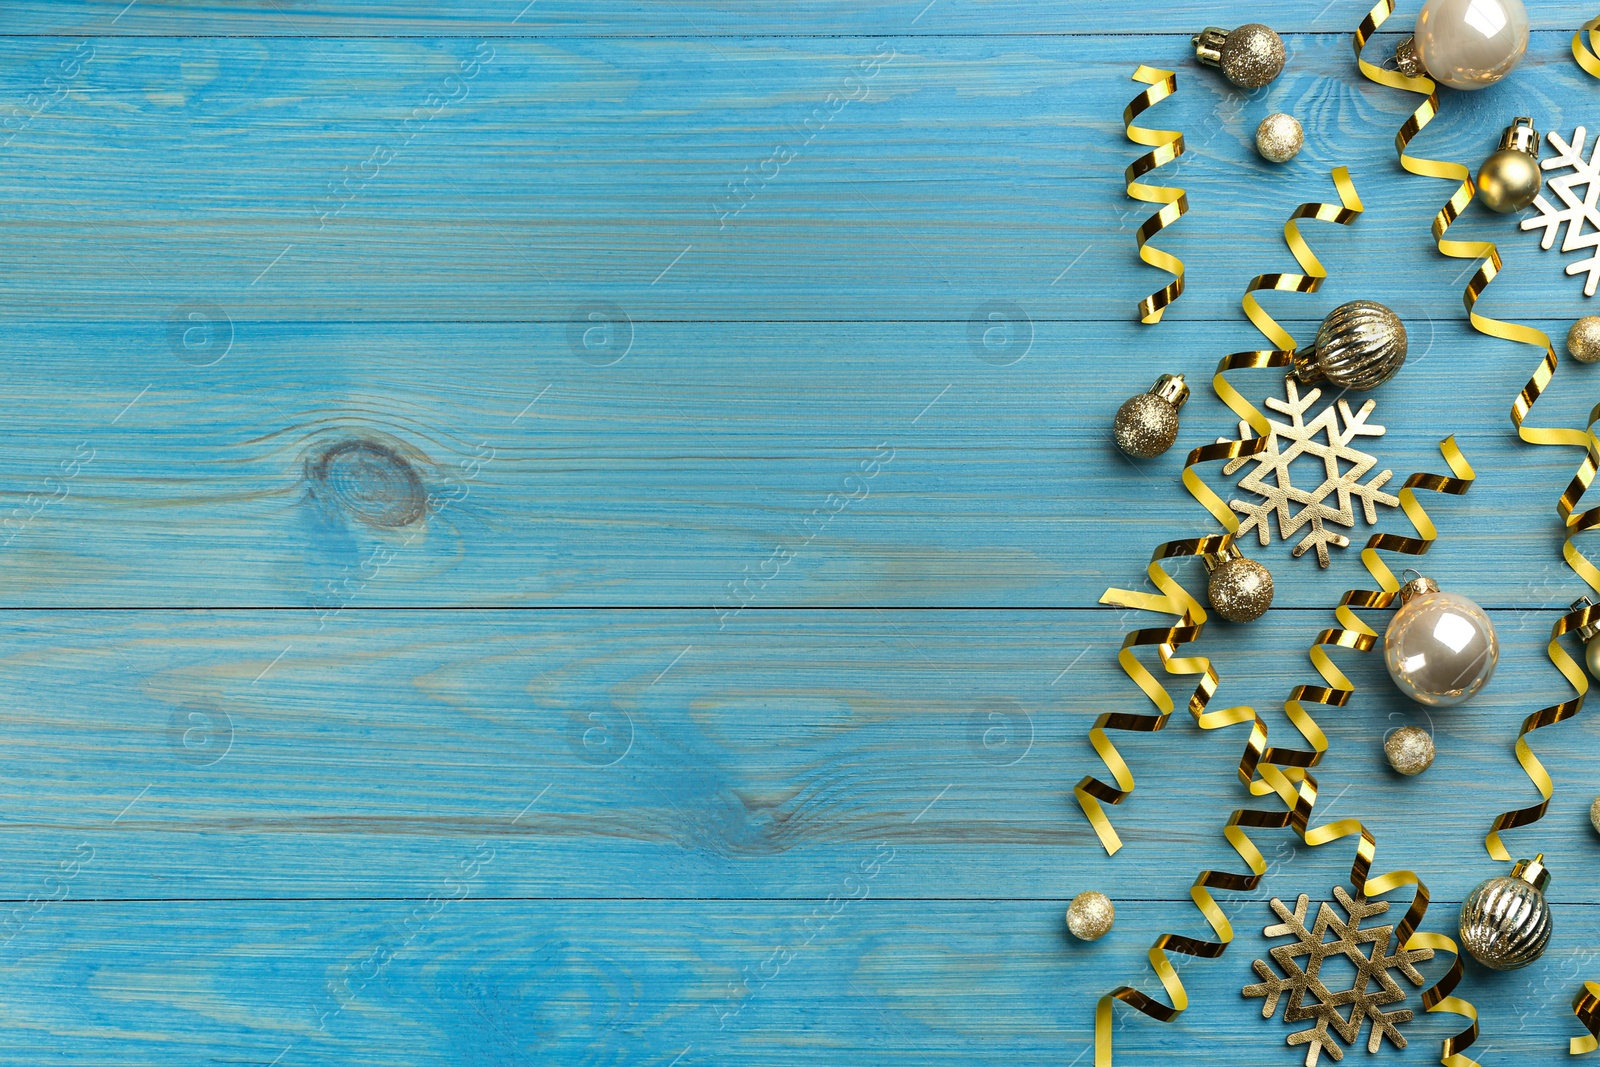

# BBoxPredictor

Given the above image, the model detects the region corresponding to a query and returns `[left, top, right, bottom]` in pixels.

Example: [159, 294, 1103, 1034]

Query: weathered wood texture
[4, 3, 1600, 1065]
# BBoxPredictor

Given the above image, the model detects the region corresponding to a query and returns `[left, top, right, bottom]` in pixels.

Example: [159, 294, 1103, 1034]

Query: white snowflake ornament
[1220, 379, 1399, 568]
[1521, 126, 1600, 296]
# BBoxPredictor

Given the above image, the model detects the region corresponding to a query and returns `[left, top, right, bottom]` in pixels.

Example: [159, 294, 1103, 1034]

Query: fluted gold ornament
[1294, 300, 1407, 391]
[1193, 24, 1285, 89]
[1477, 118, 1542, 213]
[1067, 891, 1116, 941]
[1459, 855, 1552, 970]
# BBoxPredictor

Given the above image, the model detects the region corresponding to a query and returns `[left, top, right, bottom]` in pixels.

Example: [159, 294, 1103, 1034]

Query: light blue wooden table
[2, 1, 1599, 1063]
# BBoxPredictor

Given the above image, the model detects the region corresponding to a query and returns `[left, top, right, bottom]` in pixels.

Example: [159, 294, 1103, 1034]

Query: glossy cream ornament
[1204, 542, 1273, 623]
[1293, 300, 1407, 390]
[1384, 572, 1498, 706]
[1412, 0, 1529, 90]
[1459, 854, 1552, 970]
[1113, 373, 1189, 459]
[1477, 117, 1542, 213]
[1066, 891, 1115, 941]
[1192, 24, 1285, 89]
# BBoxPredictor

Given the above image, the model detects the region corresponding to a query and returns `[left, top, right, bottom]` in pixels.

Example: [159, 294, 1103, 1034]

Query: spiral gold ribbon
[1575, 16, 1600, 78]
[1574, 981, 1600, 1055]
[1212, 168, 1364, 439]
[1484, 598, 1600, 860]
[1077, 534, 1256, 855]
[1123, 65, 1186, 324]
[1096, 439, 1477, 1067]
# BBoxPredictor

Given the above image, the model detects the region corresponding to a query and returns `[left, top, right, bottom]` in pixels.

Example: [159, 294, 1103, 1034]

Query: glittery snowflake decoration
[1243, 886, 1434, 1067]
[1521, 126, 1600, 297]
[1221, 379, 1399, 568]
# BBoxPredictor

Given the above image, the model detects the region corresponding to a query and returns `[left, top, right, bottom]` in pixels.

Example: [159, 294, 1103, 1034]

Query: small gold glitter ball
[1207, 555, 1274, 623]
[1066, 891, 1115, 941]
[1590, 796, 1600, 834]
[1384, 725, 1435, 776]
[1112, 394, 1178, 458]
[1221, 24, 1286, 89]
[1568, 316, 1600, 364]
[1255, 113, 1303, 164]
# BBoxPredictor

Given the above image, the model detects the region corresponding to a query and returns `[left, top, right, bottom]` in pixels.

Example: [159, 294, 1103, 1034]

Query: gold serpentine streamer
[1211, 168, 1364, 439]
[1123, 65, 1186, 324]
[1096, 439, 1476, 1067]
[1574, 981, 1600, 1055]
[1484, 598, 1600, 860]
[1076, 534, 1255, 855]
[1575, 16, 1600, 78]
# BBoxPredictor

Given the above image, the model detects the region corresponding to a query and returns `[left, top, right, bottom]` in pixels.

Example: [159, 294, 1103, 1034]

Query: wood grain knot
[305, 438, 428, 528]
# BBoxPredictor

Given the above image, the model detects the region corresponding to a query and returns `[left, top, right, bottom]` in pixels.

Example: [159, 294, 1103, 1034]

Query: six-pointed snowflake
[1521, 126, 1600, 296]
[1221, 379, 1399, 568]
[1243, 885, 1434, 1067]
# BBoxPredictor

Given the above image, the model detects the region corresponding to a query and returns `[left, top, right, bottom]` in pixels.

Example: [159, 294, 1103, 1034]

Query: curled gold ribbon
[1484, 598, 1600, 860]
[1123, 65, 1186, 324]
[1576, 16, 1600, 78]
[1215, 168, 1365, 436]
[1096, 439, 1477, 1067]
[1574, 982, 1600, 1055]
[1077, 534, 1254, 855]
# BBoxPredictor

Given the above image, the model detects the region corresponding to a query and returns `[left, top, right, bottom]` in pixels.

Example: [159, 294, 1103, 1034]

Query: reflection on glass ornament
[1412, 0, 1529, 90]
[1384, 571, 1498, 706]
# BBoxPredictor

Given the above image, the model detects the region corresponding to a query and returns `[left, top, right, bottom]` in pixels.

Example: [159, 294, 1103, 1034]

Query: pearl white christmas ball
[1413, 0, 1529, 90]
[1384, 583, 1498, 706]
[1066, 891, 1115, 941]
[1255, 113, 1304, 163]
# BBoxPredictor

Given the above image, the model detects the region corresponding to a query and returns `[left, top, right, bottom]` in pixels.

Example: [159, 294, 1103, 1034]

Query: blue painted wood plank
[0, 34, 1590, 323]
[3, 0, 1599, 36]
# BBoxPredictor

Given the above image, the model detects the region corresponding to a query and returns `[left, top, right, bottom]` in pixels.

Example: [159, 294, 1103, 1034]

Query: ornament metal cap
[1149, 373, 1190, 410]
[1511, 853, 1551, 893]
[1201, 539, 1243, 573]
[1571, 595, 1600, 643]
[1393, 35, 1424, 78]
[1192, 27, 1230, 67]
[1497, 117, 1541, 158]
[1396, 570, 1438, 605]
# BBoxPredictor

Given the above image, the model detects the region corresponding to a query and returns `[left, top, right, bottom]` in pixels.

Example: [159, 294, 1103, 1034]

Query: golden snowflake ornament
[1243, 885, 1433, 1066]
[1221, 379, 1399, 567]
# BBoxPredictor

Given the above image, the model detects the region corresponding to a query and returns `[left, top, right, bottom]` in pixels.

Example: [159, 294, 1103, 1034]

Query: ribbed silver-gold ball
[1066, 891, 1115, 941]
[1383, 725, 1435, 776]
[1569, 316, 1600, 364]
[1255, 113, 1303, 164]
[1296, 300, 1407, 391]
[1207, 554, 1274, 623]
[1459, 856, 1552, 971]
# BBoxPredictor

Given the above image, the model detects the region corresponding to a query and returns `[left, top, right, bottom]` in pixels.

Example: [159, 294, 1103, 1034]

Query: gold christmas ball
[1297, 300, 1407, 390]
[1477, 148, 1541, 213]
[1066, 890, 1115, 941]
[1255, 113, 1303, 164]
[1590, 796, 1600, 834]
[1221, 25, 1286, 89]
[1568, 316, 1600, 364]
[1207, 554, 1274, 623]
[1113, 374, 1189, 459]
[1384, 725, 1435, 776]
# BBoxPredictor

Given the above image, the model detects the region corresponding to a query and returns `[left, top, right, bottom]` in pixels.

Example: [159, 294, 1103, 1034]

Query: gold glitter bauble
[1568, 316, 1600, 364]
[1384, 725, 1435, 776]
[1221, 25, 1285, 89]
[1590, 796, 1600, 834]
[1112, 374, 1189, 459]
[1255, 113, 1303, 164]
[1066, 890, 1115, 941]
[1207, 554, 1274, 623]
